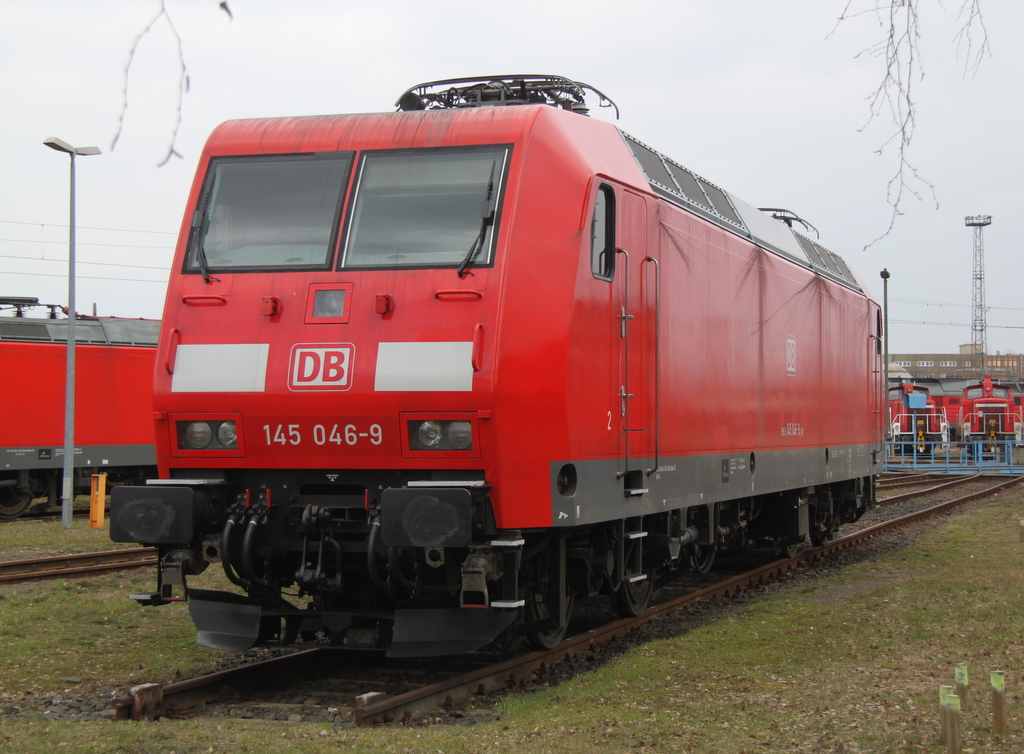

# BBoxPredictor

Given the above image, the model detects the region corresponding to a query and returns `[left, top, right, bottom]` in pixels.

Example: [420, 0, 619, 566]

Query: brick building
[889, 345, 1022, 381]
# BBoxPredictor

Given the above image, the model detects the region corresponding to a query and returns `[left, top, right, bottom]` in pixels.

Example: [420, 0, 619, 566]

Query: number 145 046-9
[263, 423, 383, 447]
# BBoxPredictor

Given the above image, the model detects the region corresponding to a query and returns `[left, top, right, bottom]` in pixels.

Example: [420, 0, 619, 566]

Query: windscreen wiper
[457, 161, 497, 278]
[192, 222, 213, 284]
[189, 173, 220, 284]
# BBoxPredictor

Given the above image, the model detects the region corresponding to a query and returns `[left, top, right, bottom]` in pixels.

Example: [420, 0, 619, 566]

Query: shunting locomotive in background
[887, 383, 948, 453]
[951, 376, 1023, 445]
[111, 76, 883, 656]
[0, 298, 158, 519]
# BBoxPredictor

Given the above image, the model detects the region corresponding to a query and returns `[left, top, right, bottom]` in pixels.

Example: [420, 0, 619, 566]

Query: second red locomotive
[111, 76, 883, 655]
[0, 300, 159, 519]
[950, 376, 1023, 445]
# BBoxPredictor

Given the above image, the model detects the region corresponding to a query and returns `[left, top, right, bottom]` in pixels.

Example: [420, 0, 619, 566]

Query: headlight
[216, 420, 237, 447]
[417, 421, 444, 448]
[408, 419, 473, 451]
[185, 422, 213, 449]
[446, 421, 472, 449]
[177, 418, 239, 451]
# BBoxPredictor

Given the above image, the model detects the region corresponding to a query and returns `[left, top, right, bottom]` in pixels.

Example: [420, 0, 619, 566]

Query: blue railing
[885, 439, 1022, 474]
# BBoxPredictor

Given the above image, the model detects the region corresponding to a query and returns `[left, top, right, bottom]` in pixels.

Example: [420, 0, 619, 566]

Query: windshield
[342, 145, 509, 269]
[186, 153, 352, 272]
[965, 386, 1011, 400]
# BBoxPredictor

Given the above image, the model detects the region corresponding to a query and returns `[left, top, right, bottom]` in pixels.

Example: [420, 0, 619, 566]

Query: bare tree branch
[954, 0, 991, 77]
[110, 3, 168, 156]
[834, 1, 989, 248]
[111, 1, 232, 167]
[863, 1, 934, 247]
[154, 4, 188, 168]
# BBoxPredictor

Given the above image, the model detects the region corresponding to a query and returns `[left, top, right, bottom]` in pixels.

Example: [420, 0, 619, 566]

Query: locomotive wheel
[687, 543, 716, 574]
[0, 488, 33, 520]
[524, 592, 574, 651]
[612, 576, 653, 617]
[772, 537, 800, 559]
[811, 519, 833, 547]
[811, 490, 835, 547]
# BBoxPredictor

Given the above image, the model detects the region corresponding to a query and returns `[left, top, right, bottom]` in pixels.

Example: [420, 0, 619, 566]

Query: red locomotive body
[111, 77, 882, 655]
[887, 383, 948, 451]
[0, 311, 159, 518]
[953, 376, 1023, 444]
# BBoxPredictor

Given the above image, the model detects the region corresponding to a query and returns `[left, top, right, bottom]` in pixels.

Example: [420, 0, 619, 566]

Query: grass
[0, 516, 238, 695]
[0, 570, 228, 696]
[2, 498, 1024, 751]
[0, 499, 136, 561]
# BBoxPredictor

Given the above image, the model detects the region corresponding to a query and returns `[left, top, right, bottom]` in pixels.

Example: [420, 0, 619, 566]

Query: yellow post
[89, 473, 107, 528]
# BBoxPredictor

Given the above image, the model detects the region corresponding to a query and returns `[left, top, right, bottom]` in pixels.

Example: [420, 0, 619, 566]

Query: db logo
[288, 344, 354, 391]
[786, 337, 797, 376]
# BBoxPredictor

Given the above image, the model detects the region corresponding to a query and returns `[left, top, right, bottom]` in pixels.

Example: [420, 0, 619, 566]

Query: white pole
[43, 138, 100, 528]
[61, 149, 77, 528]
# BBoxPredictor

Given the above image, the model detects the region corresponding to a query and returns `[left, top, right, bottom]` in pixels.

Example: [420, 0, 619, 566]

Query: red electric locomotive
[887, 383, 948, 453]
[0, 299, 159, 518]
[953, 376, 1023, 445]
[111, 76, 883, 655]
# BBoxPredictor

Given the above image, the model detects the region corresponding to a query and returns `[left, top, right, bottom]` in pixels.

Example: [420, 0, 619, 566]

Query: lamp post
[880, 269, 890, 441]
[43, 137, 101, 528]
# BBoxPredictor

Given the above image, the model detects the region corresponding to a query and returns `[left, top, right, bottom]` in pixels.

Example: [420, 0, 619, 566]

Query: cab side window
[591, 185, 615, 281]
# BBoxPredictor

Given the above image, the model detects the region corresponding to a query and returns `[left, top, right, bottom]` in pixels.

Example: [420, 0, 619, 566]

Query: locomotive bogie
[110, 76, 882, 656]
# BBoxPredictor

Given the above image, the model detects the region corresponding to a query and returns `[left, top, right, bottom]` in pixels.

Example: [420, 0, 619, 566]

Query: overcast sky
[1, 0, 1020, 355]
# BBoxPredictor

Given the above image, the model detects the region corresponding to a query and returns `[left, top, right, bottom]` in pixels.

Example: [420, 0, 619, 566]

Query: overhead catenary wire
[0, 218, 177, 236]
[892, 297, 1024, 313]
[2, 269, 167, 284]
[0, 219, 175, 289]
[0, 252, 170, 272]
[0, 218, 175, 287]
[889, 319, 1024, 331]
[0, 237, 174, 252]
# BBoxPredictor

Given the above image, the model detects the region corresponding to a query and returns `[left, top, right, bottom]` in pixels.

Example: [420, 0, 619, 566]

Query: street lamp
[43, 137, 101, 528]
[880, 269, 890, 441]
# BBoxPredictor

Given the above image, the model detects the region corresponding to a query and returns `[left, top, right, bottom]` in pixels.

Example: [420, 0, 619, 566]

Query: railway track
[105, 472, 1024, 725]
[2, 510, 101, 526]
[876, 472, 981, 496]
[876, 473, 946, 490]
[14, 507, 103, 523]
[0, 502, 109, 523]
[0, 547, 156, 585]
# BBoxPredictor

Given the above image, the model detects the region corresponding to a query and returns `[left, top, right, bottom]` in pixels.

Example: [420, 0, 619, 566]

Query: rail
[0, 547, 157, 584]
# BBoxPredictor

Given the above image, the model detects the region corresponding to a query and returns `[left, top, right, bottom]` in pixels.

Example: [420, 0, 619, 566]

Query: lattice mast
[965, 215, 992, 375]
